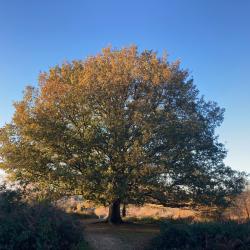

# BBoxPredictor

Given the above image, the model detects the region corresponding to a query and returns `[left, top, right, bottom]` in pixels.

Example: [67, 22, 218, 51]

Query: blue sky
[0, 0, 249, 172]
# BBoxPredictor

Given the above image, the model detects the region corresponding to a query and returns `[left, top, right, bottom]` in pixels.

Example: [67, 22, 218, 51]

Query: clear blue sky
[0, 0, 249, 172]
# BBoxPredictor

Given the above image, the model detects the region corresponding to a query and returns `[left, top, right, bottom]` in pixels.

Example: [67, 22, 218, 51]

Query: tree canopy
[0, 46, 246, 223]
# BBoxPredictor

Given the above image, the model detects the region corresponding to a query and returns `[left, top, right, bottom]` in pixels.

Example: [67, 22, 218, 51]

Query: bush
[0, 186, 88, 250]
[149, 219, 250, 250]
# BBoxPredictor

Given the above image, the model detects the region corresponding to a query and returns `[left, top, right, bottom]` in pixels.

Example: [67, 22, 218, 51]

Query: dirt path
[82, 219, 160, 250]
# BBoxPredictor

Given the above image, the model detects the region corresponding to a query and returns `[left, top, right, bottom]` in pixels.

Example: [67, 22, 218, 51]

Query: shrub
[149, 219, 250, 250]
[0, 186, 88, 250]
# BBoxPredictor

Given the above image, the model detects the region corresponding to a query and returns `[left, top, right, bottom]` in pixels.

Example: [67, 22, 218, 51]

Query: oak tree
[0, 47, 246, 223]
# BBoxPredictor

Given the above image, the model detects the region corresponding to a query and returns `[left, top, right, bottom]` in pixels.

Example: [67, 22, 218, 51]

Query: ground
[82, 219, 160, 250]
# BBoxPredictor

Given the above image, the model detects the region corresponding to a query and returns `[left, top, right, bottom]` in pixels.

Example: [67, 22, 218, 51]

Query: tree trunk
[107, 199, 123, 224]
[122, 203, 126, 217]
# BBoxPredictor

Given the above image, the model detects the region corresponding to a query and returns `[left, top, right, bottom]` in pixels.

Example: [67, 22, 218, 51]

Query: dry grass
[95, 203, 195, 220]
[57, 197, 196, 220]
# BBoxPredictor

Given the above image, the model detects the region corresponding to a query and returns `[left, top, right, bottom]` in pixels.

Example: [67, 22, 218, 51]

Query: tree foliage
[0, 47, 246, 221]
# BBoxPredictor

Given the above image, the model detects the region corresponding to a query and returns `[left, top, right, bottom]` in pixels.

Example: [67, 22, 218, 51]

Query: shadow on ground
[82, 219, 160, 250]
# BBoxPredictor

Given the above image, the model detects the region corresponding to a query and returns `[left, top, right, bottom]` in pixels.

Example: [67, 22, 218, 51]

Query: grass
[77, 215, 250, 250]
[123, 214, 197, 226]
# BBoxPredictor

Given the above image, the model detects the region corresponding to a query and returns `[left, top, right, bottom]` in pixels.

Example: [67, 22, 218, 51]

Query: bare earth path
[82, 219, 160, 250]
